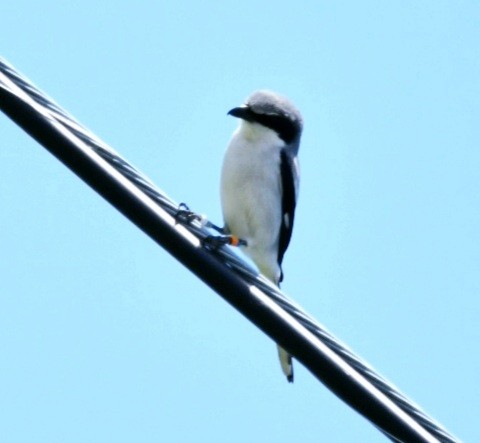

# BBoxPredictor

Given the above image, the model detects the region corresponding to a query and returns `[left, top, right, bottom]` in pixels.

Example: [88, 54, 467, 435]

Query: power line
[0, 57, 459, 443]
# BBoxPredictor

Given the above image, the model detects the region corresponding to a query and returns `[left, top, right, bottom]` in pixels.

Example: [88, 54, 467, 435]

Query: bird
[220, 90, 303, 382]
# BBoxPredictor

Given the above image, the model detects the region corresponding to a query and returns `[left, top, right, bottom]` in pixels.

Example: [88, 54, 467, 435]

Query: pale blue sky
[1, 2, 479, 442]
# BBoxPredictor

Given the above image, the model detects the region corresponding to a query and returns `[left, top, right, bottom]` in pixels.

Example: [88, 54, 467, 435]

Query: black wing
[278, 149, 298, 282]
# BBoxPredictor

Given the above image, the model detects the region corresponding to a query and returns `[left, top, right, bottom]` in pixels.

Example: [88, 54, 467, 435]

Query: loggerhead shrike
[220, 90, 303, 382]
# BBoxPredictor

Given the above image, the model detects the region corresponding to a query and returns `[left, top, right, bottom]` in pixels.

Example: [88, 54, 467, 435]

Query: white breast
[220, 121, 285, 282]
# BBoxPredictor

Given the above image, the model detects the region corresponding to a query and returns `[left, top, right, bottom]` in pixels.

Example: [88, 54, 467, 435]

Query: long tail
[277, 345, 294, 383]
[258, 265, 294, 382]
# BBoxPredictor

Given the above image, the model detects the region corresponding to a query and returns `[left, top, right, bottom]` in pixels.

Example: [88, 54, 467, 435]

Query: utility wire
[0, 57, 459, 443]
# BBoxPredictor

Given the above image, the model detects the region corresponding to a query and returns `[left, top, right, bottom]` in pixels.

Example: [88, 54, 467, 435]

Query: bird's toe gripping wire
[175, 202, 204, 225]
[175, 203, 225, 233]
[175, 204, 246, 249]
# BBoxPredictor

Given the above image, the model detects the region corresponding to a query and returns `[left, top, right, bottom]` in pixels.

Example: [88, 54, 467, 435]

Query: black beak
[227, 105, 254, 121]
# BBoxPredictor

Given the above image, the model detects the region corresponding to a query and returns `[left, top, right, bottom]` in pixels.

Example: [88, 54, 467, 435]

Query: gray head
[228, 90, 303, 146]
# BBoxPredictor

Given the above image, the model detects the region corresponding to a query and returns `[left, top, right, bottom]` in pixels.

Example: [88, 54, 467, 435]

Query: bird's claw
[203, 235, 247, 249]
[176, 205, 247, 249]
[175, 203, 202, 225]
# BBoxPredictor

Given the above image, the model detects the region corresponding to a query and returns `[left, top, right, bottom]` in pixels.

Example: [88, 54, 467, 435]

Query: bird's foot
[175, 203, 226, 233]
[175, 203, 203, 225]
[203, 234, 247, 249]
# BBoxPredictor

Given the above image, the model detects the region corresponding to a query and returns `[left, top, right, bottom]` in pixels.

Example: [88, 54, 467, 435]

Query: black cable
[0, 57, 459, 443]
